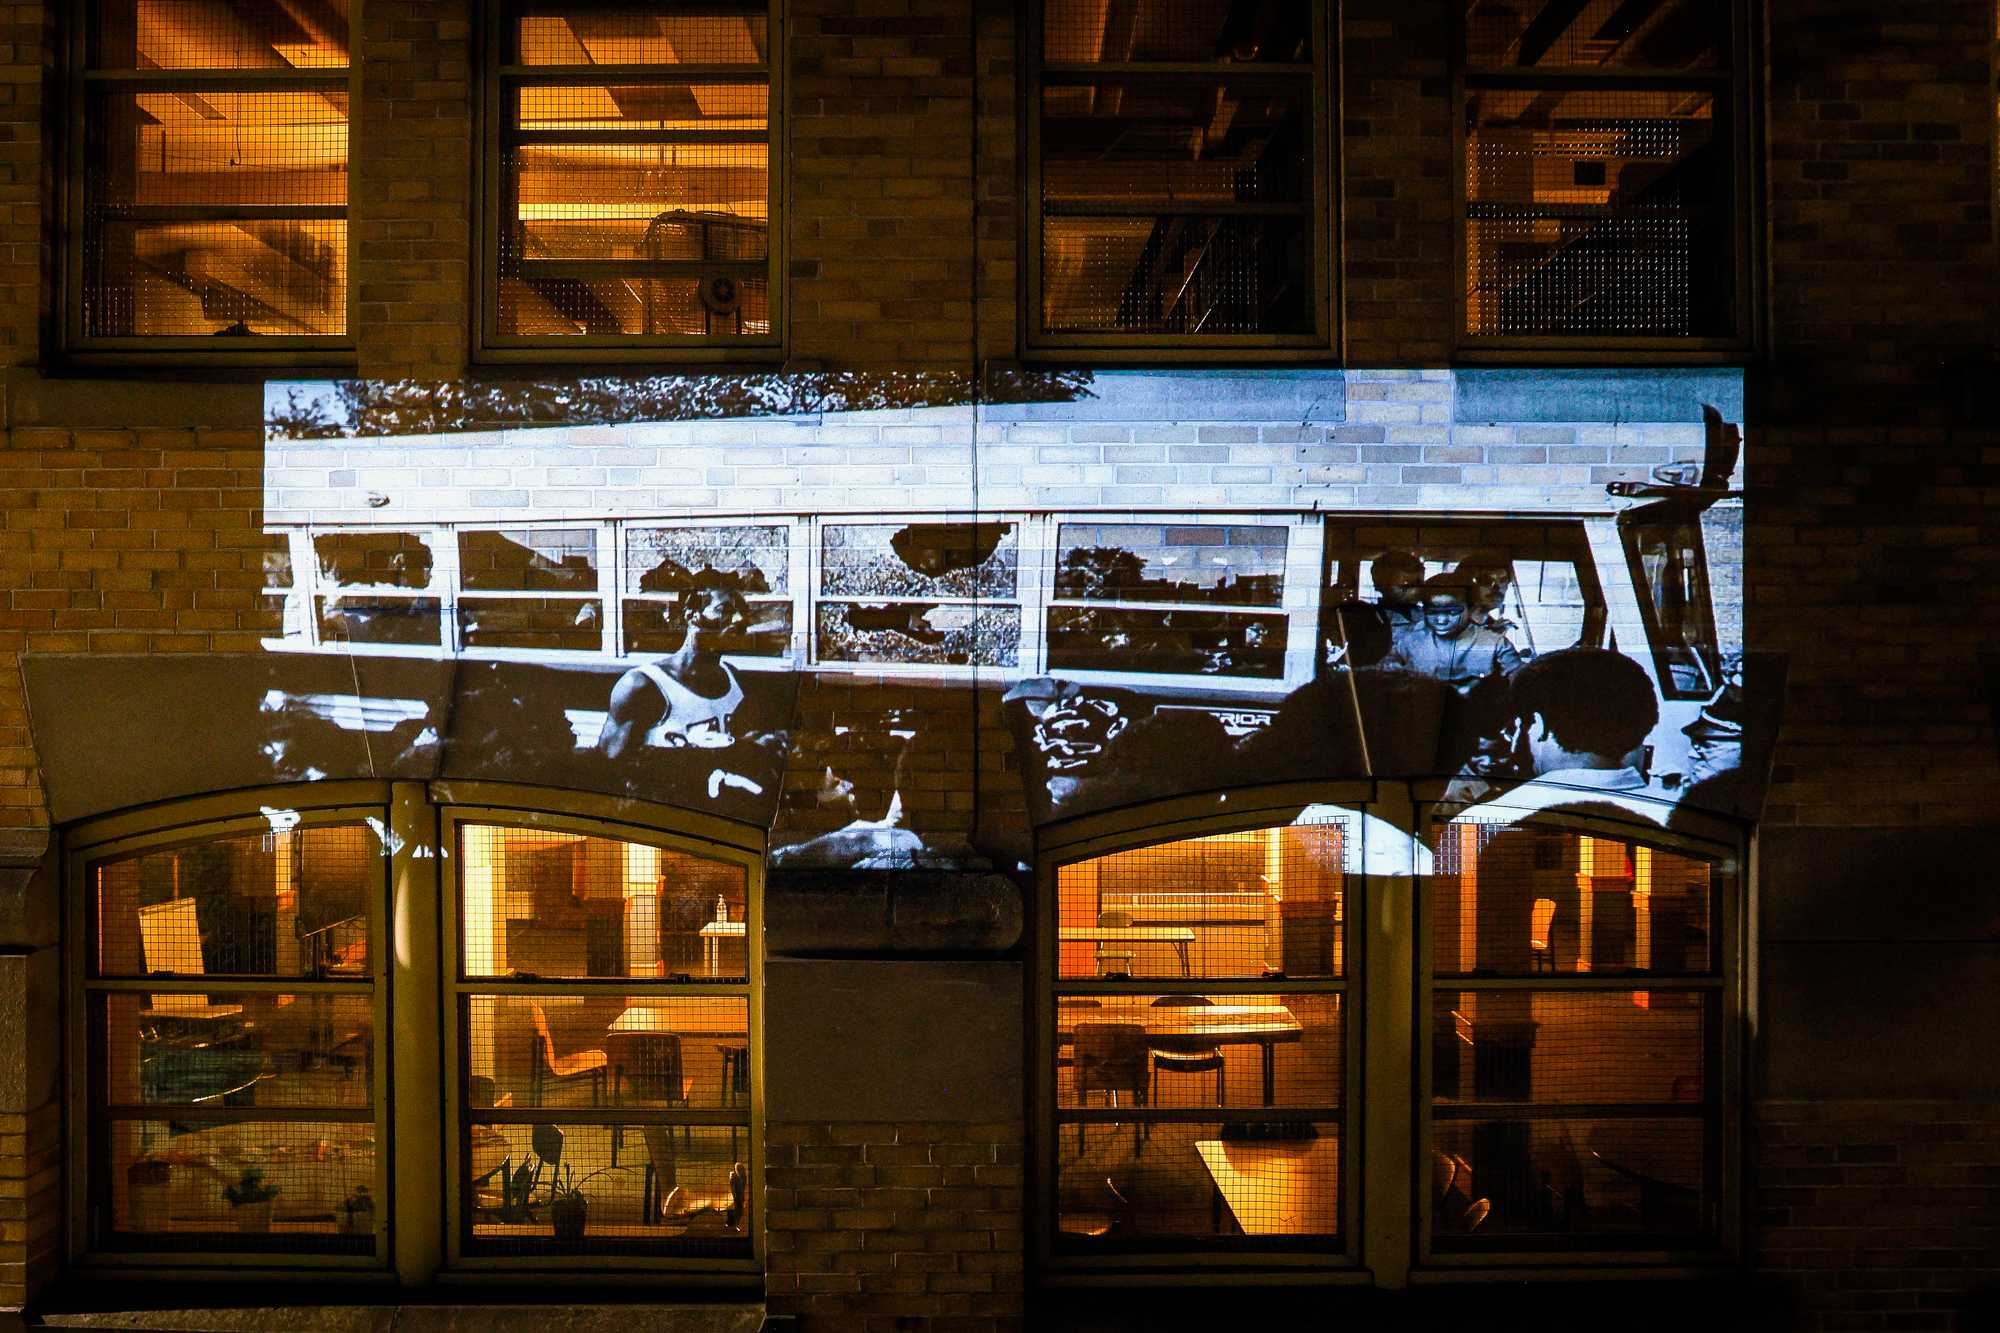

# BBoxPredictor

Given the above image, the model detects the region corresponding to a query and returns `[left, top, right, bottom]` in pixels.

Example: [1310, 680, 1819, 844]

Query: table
[1058, 926, 1197, 976]
[1195, 1136, 1340, 1235]
[697, 920, 746, 977]
[1056, 1000, 1302, 1105]
[611, 1000, 749, 1038]
[141, 999, 244, 1021]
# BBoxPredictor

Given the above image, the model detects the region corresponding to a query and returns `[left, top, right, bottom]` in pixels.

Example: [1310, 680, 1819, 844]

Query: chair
[717, 1044, 749, 1107]
[527, 1003, 608, 1106]
[1095, 910, 1136, 978]
[1072, 1022, 1149, 1156]
[606, 1030, 694, 1164]
[1058, 1177, 1132, 1238]
[1529, 898, 1557, 972]
[1148, 995, 1225, 1107]
[472, 1122, 564, 1223]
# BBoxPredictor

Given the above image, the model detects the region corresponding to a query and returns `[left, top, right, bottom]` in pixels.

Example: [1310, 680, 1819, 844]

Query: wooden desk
[1058, 926, 1197, 976]
[611, 999, 749, 1039]
[1195, 1137, 1339, 1236]
[1056, 1001, 1302, 1105]
[141, 999, 244, 1021]
[697, 920, 746, 977]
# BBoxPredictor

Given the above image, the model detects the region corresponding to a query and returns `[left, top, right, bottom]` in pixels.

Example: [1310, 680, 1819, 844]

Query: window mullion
[388, 781, 445, 1284]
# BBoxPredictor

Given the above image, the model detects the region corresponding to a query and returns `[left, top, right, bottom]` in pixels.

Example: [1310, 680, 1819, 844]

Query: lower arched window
[1036, 791, 1742, 1281]
[66, 784, 762, 1282]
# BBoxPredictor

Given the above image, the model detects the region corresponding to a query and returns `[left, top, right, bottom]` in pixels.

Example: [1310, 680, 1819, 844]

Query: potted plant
[223, 1167, 280, 1234]
[338, 1185, 374, 1236]
[547, 1164, 588, 1243]
[127, 1158, 173, 1232]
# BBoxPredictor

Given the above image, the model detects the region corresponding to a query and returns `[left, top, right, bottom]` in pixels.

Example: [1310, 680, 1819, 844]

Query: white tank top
[636, 661, 744, 750]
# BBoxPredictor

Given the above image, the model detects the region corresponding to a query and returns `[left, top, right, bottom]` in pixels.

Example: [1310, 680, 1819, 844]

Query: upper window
[484, 1, 780, 356]
[69, 0, 353, 351]
[1030, 0, 1328, 354]
[1458, 0, 1747, 347]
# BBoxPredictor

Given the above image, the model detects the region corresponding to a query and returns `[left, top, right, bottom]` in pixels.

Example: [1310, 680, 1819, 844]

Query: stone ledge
[25, 1305, 771, 1333]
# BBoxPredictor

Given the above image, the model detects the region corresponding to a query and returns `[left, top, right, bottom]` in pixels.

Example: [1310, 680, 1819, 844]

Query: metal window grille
[1032, 0, 1323, 344]
[1428, 818, 1724, 1252]
[1458, 0, 1741, 341]
[1049, 817, 1349, 1251]
[492, 3, 778, 345]
[451, 820, 754, 1258]
[82, 817, 387, 1259]
[76, 1, 351, 341]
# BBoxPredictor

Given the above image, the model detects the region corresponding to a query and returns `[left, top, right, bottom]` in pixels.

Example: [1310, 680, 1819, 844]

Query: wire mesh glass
[1057, 993, 1343, 1110]
[458, 824, 748, 981]
[1430, 824, 1715, 975]
[506, 142, 769, 257]
[497, 272, 771, 337]
[1057, 824, 1345, 980]
[1041, 80, 1309, 208]
[462, 995, 749, 1112]
[515, 83, 767, 132]
[1041, 214, 1313, 335]
[92, 824, 379, 980]
[103, 1117, 378, 1252]
[1431, 1115, 1710, 1245]
[83, 218, 347, 337]
[1055, 1120, 1341, 1244]
[1464, 87, 1730, 337]
[1050, 816, 1347, 1251]
[1431, 990, 1709, 1106]
[88, 91, 349, 209]
[91, 0, 353, 71]
[465, 1121, 749, 1256]
[515, 9, 770, 67]
[1042, 0, 1313, 65]
[1463, 0, 1728, 70]
[99, 992, 374, 1111]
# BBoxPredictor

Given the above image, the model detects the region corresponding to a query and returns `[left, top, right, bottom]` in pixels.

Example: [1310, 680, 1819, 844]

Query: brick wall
[764, 1121, 1023, 1333]
[1763, 0, 2000, 422]
[1755, 1101, 2000, 1332]
[0, 1099, 57, 1311]
[788, 0, 979, 372]
[353, 0, 473, 377]
[1341, 0, 1454, 366]
[0, 3, 51, 370]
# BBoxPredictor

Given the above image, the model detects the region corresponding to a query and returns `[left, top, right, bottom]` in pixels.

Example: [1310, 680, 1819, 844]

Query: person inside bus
[1453, 552, 1518, 636]
[1384, 572, 1523, 695]
[1325, 548, 1425, 670]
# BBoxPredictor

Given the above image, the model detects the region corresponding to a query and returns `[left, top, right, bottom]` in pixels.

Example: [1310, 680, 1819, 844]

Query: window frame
[1022, 0, 1337, 361]
[63, 780, 766, 1285]
[475, 0, 786, 363]
[65, 786, 394, 1273]
[1034, 783, 1375, 1279]
[61, 0, 360, 364]
[436, 800, 764, 1275]
[1414, 796, 1744, 1273]
[1449, 0, 1762, 360]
